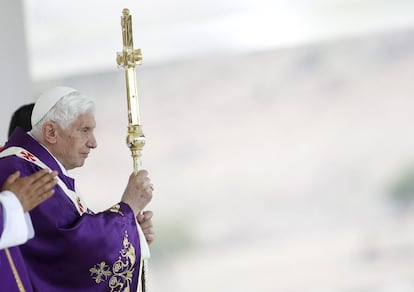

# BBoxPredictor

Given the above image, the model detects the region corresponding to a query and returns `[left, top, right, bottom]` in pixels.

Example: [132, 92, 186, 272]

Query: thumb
[137, 213, 144, 223]
[3, 171, 21, 188]
[2, 171, 20, 190]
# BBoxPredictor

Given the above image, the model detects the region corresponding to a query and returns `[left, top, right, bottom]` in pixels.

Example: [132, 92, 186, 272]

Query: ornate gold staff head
[117, 8, 145, 174]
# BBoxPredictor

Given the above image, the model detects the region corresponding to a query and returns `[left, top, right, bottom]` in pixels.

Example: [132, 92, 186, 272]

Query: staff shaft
[117, 8, 149, 292]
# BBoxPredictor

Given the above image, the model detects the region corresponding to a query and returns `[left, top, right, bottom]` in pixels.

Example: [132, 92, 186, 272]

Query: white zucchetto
[31, 86, 78, 126]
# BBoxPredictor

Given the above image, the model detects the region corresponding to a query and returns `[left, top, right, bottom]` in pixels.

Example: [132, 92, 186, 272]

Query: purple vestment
[0, 128, 142, 291]
[0, 246, 34, 292]
[0, 206, 33, 291]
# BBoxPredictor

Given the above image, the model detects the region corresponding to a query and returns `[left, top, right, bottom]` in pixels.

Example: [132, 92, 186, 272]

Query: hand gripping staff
[116, 8, 149, 292]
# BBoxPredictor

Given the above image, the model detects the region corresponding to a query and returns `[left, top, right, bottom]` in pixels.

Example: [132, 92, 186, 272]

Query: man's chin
[69, 160, 86, 170]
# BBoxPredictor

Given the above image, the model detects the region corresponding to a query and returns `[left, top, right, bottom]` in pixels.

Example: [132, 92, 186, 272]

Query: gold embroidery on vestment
[89, 261, 111, 283]
[108, 204, 125, 216]
[89, 231, 136, 291]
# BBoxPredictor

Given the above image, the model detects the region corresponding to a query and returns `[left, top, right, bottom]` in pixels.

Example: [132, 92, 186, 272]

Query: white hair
[30, 91, 95, 139]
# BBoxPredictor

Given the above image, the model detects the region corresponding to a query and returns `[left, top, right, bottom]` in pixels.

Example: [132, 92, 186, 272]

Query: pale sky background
[13, 1, 414, 291]
[23, 0, 414, 80]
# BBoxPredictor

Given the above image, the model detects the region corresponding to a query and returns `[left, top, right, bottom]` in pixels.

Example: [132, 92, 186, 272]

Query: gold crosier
[116, 8, 149, 292]
[117, 8, 145, 174]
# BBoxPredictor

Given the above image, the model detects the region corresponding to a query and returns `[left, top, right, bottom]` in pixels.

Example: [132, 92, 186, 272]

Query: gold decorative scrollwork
[90, 231, 136, 291]
[90, 261, 112, 284]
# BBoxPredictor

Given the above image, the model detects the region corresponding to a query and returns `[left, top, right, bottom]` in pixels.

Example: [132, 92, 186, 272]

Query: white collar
[27, 132, 68, 175]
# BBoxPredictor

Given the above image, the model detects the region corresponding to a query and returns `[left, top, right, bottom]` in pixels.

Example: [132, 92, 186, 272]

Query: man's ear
[43, 122, 58, 144]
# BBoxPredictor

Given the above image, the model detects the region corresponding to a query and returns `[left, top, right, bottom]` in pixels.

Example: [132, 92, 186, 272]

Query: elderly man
[0, 87, 154, 291]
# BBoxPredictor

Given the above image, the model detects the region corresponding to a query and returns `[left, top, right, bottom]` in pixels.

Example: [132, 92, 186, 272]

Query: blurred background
[2, 0, 414, 291]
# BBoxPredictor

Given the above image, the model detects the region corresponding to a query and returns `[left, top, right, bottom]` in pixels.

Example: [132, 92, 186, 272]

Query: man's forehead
[71, 112, 96, 127]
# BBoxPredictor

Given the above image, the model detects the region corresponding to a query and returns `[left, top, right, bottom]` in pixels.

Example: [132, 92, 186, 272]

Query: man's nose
[88, 134, 97, 149]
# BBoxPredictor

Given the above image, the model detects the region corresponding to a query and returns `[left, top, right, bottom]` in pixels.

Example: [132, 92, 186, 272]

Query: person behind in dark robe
[0, 103, 34, 152]
[0, 169, 58, 292]
[8, 103, 35, 138]
[0, 86, 154, 291]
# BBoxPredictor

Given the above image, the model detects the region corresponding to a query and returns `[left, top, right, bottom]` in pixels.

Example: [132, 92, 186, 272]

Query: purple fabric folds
[0, 203, 33, 291]
[0, 246, 34, 292]
[0, 128, 142, 291]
